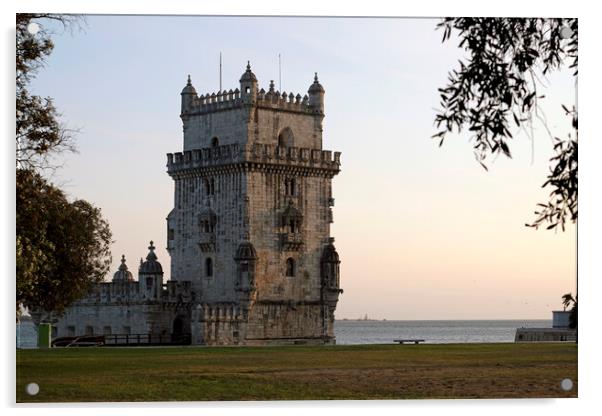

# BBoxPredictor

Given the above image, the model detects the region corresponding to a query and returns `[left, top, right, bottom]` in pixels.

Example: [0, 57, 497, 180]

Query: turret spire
[119, 254, 128, 271]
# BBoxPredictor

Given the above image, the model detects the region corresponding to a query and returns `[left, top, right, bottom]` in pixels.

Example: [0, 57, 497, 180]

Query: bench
[394, 339, 425, 345]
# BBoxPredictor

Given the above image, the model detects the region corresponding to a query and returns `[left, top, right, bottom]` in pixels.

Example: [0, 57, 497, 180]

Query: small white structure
[552, 310, 572, 329]
[515, 310, 576, 342]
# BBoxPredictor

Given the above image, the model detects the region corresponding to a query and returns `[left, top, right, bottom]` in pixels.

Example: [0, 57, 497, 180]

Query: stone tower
[166, 62, 342, 345]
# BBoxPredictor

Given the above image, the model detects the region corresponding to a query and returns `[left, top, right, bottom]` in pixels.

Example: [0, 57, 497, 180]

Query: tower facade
[167, 63, 342, 345]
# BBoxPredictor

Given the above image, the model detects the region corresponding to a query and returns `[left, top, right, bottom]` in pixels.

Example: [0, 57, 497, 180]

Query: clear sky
[30, 15, 576, 320]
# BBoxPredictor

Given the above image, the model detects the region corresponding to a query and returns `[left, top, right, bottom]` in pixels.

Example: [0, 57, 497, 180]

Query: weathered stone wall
[248, 171, 332, 303]
[252, 107, 322, 149]
[169, 171, 248, 300]
[55, 303, 177, 337]
[182, 107, 250, 151]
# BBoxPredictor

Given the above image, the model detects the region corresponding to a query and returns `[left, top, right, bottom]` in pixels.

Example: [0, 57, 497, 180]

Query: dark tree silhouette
[16, 14, 112, 320]
[433, 18, 577, 231]
[561, 292, 577, 329]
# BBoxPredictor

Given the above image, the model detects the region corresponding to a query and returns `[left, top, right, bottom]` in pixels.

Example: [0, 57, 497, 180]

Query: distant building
[44, 63, 343, 346]
[515, 311, 576, 342]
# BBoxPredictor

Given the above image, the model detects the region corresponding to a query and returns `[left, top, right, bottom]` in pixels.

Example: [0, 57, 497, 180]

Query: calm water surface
[335, 319, 551, 344]
[17, 319, 551, 348]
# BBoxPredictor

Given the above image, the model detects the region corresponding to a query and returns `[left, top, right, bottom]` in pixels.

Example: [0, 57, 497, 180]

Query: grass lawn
[16, 343, 577, 402]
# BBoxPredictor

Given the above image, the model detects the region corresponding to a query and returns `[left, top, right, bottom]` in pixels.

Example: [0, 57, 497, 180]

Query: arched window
[205, 258, 213, 277]
[278, 127, 294, 147]
[211, 137, 219, 147]
[285, 258, 295, 277]
[285, 177, 296, 196]
[204, 178, 215, 196]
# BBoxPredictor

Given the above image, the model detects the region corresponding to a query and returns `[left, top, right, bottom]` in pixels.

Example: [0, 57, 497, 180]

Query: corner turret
[112, 255, 135, 283]
[181, 75, 197, 114]
[308, 72, 325, 113]
[239, 61, 258, 104]
[138, 241, 164, 299]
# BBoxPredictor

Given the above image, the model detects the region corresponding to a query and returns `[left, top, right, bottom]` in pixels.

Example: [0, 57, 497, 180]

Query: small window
[85, 326, 94, 336]
[67, 326, 75, 337]
[278, 127, 294, 147]
[146, 277, 153, 290]
[241, 262, 249, 272]
[122, 326, 131, 335]
[103, 326, 112, 335]
[245, 86, 251, 94]
[206, 258, 213, 277]
[168, 229, 175, 240]
[203, 178, 215, 196]
[286, 258, 295, 277]
[285, 178, 296, 196]
[211, 137, 219, 147]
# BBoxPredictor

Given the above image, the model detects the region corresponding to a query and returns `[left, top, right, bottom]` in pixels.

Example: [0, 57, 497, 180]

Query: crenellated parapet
[255, 88, 317, 114]
[181, 64, 324, 117]
[183, 89, 242, 115]
[167, 143, 341, 177]
[182, 87, 320, 116]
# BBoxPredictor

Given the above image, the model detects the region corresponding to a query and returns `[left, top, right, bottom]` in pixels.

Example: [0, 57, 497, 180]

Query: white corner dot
[27, 22, 40, 35]
[26, 382, 40, 396]
[560, 378, 573, 391]
[559, 26, 573, 40]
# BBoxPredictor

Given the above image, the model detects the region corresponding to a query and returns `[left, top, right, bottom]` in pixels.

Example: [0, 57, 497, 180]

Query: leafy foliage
[561, 293, 577, 329]
[16, 14, 112, 319]
[16, 169, 112, 315]
[433, 18, 578, 230]
[16, 13, 79, 170]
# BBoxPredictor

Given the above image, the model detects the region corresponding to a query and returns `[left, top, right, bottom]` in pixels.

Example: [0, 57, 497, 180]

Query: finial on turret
[187, 74, 192, 85]
[308, 72, 325, 96]
[119, 254, 128, 271]
[148, 240, 155, 251]
[239, 61, 257, 83]
[269, 80, 275, 92]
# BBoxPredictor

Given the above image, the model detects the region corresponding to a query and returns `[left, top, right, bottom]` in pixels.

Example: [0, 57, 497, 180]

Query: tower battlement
[182, 87, 319, 116]
[167, 143, 341, 176]
[180, 63, 326, 150]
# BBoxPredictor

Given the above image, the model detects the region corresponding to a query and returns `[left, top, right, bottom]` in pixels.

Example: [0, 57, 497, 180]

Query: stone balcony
[198, 233, 215, 252]
[280, 232, 304, 251]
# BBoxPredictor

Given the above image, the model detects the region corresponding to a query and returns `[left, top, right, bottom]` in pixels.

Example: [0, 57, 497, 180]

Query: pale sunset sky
[29, 15, 576, 320]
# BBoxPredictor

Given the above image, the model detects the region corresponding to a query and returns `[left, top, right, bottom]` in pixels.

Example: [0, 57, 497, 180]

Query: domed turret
[239, 61, 258, 104]
[308, 72, 325, 113]
[181, 75, 197, 114]
[321, 238, 341, 295]
[239, 61, 258, 83]
[139, 241, 163, 275]
[138, 241, 163, 300]
[112, 255, 134, 283]
[321, 238, 340, 264]
[234, 240, 258, 261]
